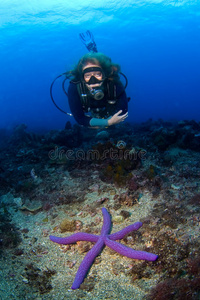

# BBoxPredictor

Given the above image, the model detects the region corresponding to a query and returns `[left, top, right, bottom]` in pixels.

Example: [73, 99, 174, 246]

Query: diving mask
[83, 66, 105, 83]
[83, 67, 105, 100]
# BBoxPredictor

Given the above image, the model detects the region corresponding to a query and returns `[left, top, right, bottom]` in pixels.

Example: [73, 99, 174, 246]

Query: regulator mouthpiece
[90, 89, 104, 100]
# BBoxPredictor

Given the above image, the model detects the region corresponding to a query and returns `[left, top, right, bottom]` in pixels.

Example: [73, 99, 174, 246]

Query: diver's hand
[108, 110, 128, 126]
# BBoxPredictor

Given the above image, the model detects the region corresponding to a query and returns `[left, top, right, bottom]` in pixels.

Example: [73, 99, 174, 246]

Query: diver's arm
[68, 83, 91, 126]
[68, 82, 128, 128]
[90, 86, 129, 127]
[89, 118, 108, 127]
[90, 110, 128, 127]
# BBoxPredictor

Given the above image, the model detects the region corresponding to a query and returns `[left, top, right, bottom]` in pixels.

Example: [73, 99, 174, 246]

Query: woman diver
[50, 31, 129, 128]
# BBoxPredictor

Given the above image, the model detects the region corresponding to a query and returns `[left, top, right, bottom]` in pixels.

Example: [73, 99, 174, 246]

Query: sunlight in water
[0, 0, 194, 27]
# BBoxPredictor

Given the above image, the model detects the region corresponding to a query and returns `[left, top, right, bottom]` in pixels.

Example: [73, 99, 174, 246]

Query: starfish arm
[49, 232, 99, 244]
[105, 238, 158, 261]
[71, 238, 105, 289]
[109, 222, 143, 240]
[101, 208, 112, 235]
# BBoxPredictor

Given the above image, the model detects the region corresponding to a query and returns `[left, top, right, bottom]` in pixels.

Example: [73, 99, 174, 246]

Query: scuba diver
[50, 30, 129, 128]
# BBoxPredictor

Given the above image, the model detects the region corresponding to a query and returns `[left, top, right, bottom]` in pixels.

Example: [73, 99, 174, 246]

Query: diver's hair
[67, 52, 121, 82]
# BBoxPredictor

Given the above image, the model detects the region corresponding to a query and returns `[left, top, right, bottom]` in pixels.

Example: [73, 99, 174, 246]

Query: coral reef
[59, 219, 76, 233]
[0, 209, 22, 255]
[147, 277, 200, 300]
[0, 119, 200, 298]
[24, 263, 56, 294]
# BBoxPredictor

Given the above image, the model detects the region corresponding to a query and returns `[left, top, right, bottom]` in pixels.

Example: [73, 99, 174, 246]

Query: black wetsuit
[68, 82, 128, 127]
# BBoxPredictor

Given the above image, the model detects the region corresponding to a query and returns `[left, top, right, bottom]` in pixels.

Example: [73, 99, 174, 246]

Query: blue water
[0, 0, 200, 132]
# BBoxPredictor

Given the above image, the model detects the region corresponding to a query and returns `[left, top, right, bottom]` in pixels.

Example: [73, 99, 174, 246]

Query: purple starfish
[49, 207, 158, 289]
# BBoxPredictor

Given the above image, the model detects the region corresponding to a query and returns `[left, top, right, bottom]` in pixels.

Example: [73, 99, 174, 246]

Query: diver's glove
[79, 30, 98, 52]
